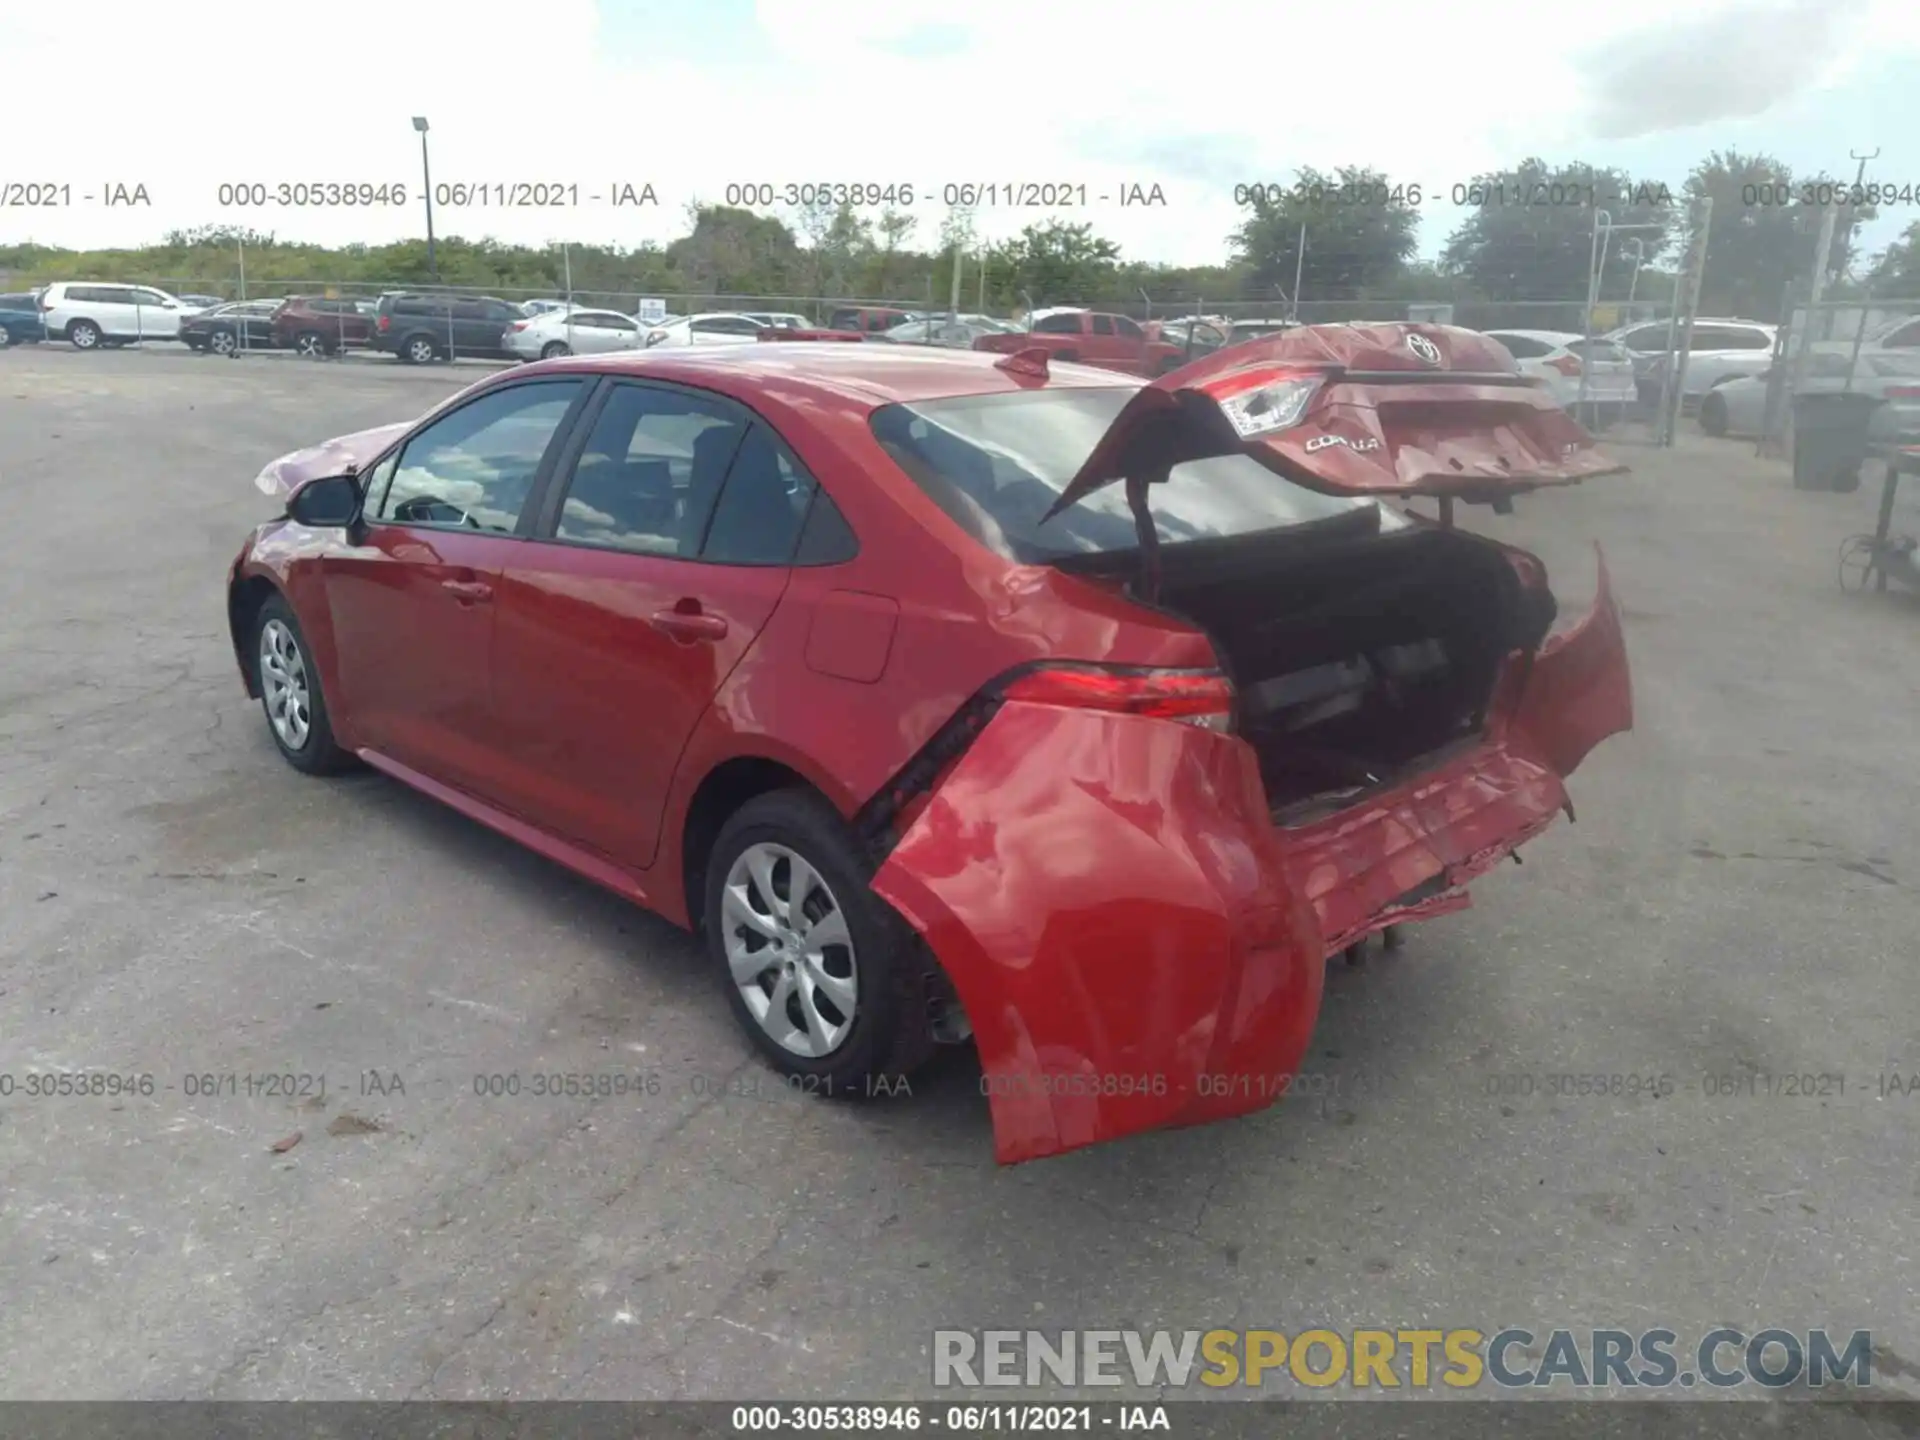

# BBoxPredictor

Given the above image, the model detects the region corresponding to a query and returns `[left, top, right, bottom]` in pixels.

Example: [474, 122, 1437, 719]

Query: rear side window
[550, 383, 746, 557]
[700, 426, 817, 566]
[869, 389, 1379, 563]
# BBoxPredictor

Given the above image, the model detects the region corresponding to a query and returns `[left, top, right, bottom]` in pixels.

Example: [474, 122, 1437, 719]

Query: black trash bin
[1792, 391, 1880, 492]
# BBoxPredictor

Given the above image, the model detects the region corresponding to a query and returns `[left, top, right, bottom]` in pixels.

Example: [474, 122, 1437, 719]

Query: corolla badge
[1406, 332, 1443, 366]
[1304, 434, 1383, 453]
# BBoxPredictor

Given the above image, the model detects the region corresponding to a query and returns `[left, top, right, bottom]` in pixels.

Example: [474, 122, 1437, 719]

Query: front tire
[253, 595, 354, 775]
[704, 789, 935, 1093]
[1699, 391, 1728, 437]
[295, 330, 329, 358]
[67, 319, 102, 350]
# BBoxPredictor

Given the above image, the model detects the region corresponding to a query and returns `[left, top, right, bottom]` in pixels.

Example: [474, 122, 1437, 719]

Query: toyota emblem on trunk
[1407, 333, 1443, 366]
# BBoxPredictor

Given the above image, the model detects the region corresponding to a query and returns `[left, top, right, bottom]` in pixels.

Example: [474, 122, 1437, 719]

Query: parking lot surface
[2, 346, 1918, 1408]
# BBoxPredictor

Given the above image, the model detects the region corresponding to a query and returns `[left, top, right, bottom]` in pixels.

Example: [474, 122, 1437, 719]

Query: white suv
[1602, 317, 1777, 411]
[38, 282, 197, 350]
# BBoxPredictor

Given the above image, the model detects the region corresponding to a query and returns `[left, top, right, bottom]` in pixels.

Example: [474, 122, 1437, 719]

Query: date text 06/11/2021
[729, 1404, 1172, 1432]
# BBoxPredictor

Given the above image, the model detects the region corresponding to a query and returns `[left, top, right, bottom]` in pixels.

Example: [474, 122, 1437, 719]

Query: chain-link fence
[113, 276, 1679, 337]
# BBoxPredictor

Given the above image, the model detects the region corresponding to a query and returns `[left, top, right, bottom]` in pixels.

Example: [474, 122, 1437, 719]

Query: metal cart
[1839, 441, 1920, 594]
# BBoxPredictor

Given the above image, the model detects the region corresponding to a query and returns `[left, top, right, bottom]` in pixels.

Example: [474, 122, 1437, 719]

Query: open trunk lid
[1046, 322, 1627, 514]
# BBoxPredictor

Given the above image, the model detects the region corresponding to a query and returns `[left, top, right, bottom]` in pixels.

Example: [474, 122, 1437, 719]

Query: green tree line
[5, 150, 1914, 321]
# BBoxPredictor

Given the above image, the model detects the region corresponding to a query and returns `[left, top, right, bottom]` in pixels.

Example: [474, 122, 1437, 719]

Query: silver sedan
[504, 308, 648, 361]
[1699, 350, 1920, 438]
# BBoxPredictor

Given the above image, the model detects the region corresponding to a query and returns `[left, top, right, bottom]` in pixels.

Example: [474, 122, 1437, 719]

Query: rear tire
[703, 789, 936, 1095]
[1698, 392, 1728, 437]
[401, 334, 438, 364]
[540, 341, 571, 360]
[67, 319, 102, 350]
[295, 330, 328, 358]
[208, 327, 239, 357]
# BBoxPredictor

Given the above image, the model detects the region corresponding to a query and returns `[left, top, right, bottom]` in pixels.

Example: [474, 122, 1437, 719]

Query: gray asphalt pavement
[1, 344, 1917, 1413]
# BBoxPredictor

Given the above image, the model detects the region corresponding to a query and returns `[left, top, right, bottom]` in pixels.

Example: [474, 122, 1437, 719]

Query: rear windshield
[1566, 340, 1631, 361]
[868, 388, 1383, 563]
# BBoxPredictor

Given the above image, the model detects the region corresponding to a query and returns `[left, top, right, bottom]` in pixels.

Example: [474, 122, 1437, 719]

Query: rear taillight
[1205, 368, 1324, 438]
[1885, 386, 1920, 399]
[507, 321, 527, 333]
[1002, 665, 1236, 731]
[1547, 354, 1584, 377]
[376, 315, 391, 332]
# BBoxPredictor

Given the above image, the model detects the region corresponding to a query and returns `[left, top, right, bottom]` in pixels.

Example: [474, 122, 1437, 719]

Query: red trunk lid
[1052, 322, 1627, 510]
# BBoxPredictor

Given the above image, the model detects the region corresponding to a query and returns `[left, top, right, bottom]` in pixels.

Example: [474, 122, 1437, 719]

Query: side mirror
[287, 473, 362, 527]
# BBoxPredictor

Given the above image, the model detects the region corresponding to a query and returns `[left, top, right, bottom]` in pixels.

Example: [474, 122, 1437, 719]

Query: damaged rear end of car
[863, 325, 1634, 1163]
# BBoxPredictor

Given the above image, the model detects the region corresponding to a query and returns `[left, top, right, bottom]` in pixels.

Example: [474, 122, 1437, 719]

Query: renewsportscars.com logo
[931, 1328, 1876, 1391]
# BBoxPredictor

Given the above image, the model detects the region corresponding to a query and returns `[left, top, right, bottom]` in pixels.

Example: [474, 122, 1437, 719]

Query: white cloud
[1, 0, 1912, 268]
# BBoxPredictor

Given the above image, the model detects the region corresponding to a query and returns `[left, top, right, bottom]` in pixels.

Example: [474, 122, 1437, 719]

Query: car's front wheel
[295, 330, 329, 358]
[704, 790, 935, 1094]
[1699, 391, 1728, 437]
[67, 319, 102, 350]
[254, 595, 354, 775]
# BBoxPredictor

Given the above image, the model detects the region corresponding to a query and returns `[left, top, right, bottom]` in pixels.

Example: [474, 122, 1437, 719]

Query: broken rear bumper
[871, 701, 1327, 1165]
[870, 550, 1631, 1165]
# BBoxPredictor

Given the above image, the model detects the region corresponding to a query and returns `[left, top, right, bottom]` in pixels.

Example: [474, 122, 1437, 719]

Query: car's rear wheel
[253, 595, 353, 775]
[0, 327, 13, 349]
[208, 327, 239, 357]
[402, 335, 438, 364]
[295, 330, 328, 358]
[540, 341, 570, 360]
[1699, 391, 1728, 437]
[704, 790, 935, 1094]
[67, 319, 102, 350]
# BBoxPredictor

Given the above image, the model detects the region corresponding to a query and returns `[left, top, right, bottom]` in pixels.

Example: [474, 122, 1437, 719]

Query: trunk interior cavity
[1154, 527, 1556, 821]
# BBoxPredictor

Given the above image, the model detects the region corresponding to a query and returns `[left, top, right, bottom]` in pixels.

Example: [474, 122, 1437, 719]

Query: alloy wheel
[721, 842, 860, 1058]
[210, 328, 238, 356]
[258, 618, 311, 751]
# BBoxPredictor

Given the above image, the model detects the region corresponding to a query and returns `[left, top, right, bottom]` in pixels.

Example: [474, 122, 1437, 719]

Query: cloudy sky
[2, 0, 1916, 266]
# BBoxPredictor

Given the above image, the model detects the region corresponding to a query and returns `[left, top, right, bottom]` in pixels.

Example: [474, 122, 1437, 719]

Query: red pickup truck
[972, 308, 1185, 375]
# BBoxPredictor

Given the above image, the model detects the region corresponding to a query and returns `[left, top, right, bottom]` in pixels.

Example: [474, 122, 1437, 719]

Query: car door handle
[442, 579, 493, 602]
[650, 607, 727, 641]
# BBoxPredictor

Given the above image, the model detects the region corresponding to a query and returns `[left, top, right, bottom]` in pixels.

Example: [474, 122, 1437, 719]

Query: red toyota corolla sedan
[226, 324, 1632, 1164]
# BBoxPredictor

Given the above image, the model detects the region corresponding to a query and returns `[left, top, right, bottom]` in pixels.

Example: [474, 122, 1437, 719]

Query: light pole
[412, 116, 438, 282]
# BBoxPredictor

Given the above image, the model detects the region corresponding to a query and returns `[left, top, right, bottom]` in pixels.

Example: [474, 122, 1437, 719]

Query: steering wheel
[393, 495, 479, 528]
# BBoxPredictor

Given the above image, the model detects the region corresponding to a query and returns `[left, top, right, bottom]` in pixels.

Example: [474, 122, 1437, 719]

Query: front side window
[1032, 312, 1083, 335]
[551, 385, 746, 556]
[1114, 316, 1145, 339]
[375, 380, 585, 531]
[869, 388, 1382, 563]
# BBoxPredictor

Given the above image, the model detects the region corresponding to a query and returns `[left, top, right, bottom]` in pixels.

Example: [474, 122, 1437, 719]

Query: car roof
[1487, 328, 1583, 343]
[531, 341, 1139, 408]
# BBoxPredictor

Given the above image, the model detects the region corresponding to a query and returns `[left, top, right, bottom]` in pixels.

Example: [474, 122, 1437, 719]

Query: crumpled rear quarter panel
[870, 701, 1326, 1164]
